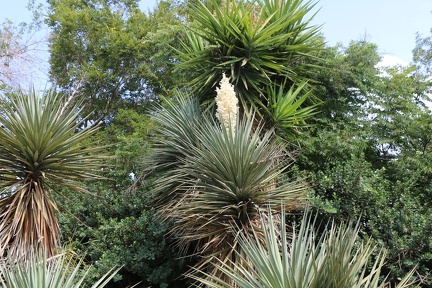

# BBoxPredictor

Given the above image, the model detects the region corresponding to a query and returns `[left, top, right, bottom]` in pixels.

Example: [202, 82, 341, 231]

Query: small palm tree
[190, 209, 418, 288]
[0, 89, 104, 258]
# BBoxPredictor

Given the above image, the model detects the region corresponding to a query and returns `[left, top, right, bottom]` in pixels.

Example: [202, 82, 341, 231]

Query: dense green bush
[57, 175, 190, 288]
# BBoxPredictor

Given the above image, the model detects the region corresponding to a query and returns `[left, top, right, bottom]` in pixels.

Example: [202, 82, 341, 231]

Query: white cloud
[377, 54, 409, 68]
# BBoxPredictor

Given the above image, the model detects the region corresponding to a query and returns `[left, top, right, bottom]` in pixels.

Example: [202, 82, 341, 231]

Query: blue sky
[1, 0, 432, 72]
[312, 0, 432, 64]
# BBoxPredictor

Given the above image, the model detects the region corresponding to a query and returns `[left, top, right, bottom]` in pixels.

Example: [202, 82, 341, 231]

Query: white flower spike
[215, 73, 238, 134]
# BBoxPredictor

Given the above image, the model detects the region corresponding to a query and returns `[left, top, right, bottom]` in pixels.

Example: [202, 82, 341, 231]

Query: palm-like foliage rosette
[147, 94, 307, 277]
[191, 209, 417, 288]
[0, 251, 120, 288]
[0, 89, 104, 258]
[178, 0, 321, 114]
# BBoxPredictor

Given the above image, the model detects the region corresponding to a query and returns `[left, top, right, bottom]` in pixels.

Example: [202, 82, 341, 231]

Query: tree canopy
[47, 0, 187, 123]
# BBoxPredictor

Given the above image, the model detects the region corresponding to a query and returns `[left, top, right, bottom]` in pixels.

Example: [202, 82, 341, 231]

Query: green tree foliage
[47, 0, 186, 122]
[294, 40, 432, 286]
[306, 40, 381, 122]
[413, 29, 432, 75]
[368, 66, 432, 284]
[57, 186, 189, 288]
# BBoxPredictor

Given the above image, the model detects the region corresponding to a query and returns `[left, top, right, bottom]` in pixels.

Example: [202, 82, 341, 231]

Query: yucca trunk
[0, 179, 59, 258]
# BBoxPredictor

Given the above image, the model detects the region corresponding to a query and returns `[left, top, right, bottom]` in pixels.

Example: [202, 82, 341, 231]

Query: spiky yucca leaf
[266, 80, 321, 135]
[145, 94, 203, 203]
[0, 251, 120, 288]
[0, 89, 104, 258]
[191, 210, 418, 288]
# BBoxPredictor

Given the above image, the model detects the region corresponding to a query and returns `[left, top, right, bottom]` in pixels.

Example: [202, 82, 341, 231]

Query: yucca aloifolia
[0, 89, 105, 259]
[177, 0, 322, 140]
[147, 92, 307, 281]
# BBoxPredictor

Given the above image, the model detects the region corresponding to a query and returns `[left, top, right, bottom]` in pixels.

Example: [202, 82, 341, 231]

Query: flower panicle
[215, 73, 238, 134]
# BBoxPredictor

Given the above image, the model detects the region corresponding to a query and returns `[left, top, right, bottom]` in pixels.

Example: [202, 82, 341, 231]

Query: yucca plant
[178, 0, 322, 113]
[0, 89, 104, 258]
[147, 93, 307, 279]
[0, 250, 120, 288]
[190, 209, 418, 288]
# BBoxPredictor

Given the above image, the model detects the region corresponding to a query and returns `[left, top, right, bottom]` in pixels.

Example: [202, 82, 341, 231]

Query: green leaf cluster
[47, 0, 187, 122]
[57, 183, 189, 288]
[293, 40, 432, 286]
[177, 0, 322, 137]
